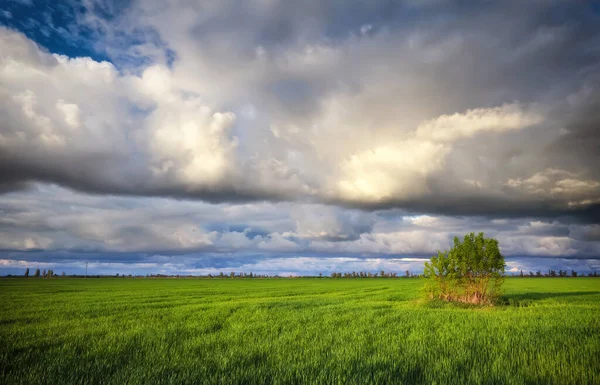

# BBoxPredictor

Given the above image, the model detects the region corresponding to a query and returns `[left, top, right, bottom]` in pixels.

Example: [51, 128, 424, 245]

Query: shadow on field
[501, 291, 599, 307]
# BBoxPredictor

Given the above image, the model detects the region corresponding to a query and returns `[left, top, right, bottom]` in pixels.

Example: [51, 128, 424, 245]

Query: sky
[0, 0, 599, 276]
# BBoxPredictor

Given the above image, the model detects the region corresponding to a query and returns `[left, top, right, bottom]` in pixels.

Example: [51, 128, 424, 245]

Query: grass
[1, 277, 599, 385]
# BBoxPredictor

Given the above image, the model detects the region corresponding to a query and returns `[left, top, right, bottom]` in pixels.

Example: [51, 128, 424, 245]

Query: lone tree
[424, 232, 505, 305]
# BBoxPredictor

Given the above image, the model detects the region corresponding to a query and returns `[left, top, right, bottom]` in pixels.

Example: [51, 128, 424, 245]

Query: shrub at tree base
[424, 232, 505, 305]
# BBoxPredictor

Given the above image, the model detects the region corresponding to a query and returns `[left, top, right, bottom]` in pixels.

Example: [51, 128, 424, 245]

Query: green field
[1, 278, 599, 385]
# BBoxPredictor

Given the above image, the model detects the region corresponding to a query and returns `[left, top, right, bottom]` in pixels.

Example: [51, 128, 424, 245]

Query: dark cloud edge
[2, 167, 598, 222]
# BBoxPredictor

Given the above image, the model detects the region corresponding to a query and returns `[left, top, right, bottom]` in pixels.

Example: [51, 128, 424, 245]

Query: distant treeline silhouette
[329, 270, 414, 278]
[5, 268, 599, 279]
[515, 269, 598, 278]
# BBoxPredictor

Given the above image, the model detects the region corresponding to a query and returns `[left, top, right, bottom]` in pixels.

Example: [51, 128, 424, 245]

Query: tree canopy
[424, 232, 505, 305]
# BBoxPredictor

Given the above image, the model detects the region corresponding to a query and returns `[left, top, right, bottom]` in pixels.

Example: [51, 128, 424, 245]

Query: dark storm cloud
[332, 193, 600, 223]
[549, 85, 600, 179]
[0, 179, 30, 194]
[0, 154, 291, 203]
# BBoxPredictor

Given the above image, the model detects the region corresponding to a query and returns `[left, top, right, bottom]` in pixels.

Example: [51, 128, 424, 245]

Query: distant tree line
[17, 268, 57, 278]
[329, 270, 418, 278]
[514, 269, 598, 277]
[8, 267, 600, 279]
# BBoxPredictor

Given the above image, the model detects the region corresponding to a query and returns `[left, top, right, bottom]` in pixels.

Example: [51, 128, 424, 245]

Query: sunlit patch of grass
[1, 278, 599, 384]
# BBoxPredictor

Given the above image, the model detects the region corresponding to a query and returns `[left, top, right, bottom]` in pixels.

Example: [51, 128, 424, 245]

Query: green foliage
[1, 278, 599, 385]
[424, 232, 505, 305]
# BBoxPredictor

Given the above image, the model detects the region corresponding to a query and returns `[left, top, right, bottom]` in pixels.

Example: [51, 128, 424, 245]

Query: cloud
[0, 182, 598, 276]
[2, 254, 599, 277]
[0, 0, 600, 245]
[0, 256, 429, 276]
[2, 185, 598, 260]
[507, 169, 600, 207]
[415, 104, 544, 143]
[290, 205, 376, 241]
[0, 28, 250, 199]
